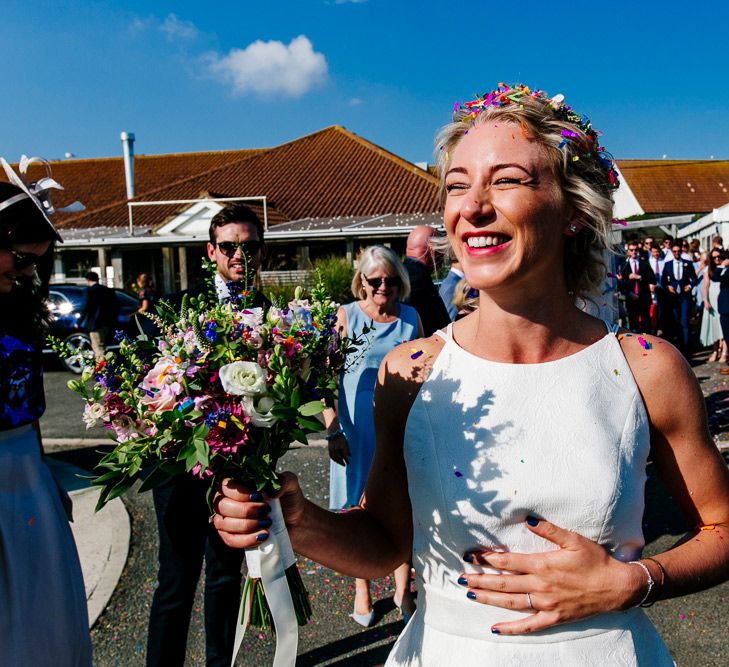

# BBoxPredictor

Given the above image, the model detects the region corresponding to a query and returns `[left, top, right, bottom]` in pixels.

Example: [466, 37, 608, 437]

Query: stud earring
[568, 223, 578, 233]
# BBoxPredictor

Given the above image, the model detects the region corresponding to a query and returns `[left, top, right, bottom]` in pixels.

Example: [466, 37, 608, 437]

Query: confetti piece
[638, 336, 652, 350]
[700, 524, 716, 531]
[611, 218, 628, 226]
[617, 334, 624, 340]
[27, 517, 36, 526]
[217, 421, 227, 429]
[454, 470, 463, 478]
[613, 369, 619, 376]
[410, 349, 424, 359]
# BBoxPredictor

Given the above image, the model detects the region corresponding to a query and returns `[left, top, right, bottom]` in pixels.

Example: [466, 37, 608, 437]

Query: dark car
[45, 284, 140, 373]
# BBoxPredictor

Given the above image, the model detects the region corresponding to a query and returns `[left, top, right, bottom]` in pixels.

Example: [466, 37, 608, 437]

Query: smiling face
[443, 122, 570, 295]
[361, 264, 401, 308]
[207, 221, 263, 283]
[0, 241, 51, 293]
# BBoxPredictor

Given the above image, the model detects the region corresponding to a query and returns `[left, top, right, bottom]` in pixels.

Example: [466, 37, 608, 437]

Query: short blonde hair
[435, 85, 617, 298]
[351, 245, 411, 301]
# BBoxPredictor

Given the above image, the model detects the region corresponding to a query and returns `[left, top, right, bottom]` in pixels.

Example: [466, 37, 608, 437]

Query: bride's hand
[212, 472, 305, 549]
[457, 517, 647, 635]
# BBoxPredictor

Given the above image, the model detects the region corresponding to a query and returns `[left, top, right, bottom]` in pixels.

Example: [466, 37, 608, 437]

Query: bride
[212, 84, 729, 664]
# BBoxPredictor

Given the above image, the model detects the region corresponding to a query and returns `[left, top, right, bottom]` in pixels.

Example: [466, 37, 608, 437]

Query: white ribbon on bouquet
[231, 498, 298, 666]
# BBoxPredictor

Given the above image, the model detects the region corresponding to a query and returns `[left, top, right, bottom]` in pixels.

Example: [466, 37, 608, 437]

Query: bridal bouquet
[55, 266, 365, 662]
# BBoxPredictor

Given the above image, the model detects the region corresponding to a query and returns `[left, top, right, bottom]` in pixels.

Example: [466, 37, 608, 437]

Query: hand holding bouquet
[55, 266, 367, 663]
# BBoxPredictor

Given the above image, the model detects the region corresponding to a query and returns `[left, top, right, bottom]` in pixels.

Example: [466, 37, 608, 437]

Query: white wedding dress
[386, 323, 674, 666]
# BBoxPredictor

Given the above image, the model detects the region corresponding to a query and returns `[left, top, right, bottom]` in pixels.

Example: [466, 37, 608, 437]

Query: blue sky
[2, 1, 728, 164]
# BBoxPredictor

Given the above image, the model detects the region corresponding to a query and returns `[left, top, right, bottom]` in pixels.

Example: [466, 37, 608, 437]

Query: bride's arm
[214, 336, 443, 579]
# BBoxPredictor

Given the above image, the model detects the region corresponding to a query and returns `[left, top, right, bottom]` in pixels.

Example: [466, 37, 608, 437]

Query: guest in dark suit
[618, 241, 655, 332]
[661, 242, 698, 355]
[712, 253, 729, 374]
[79, 271, 118, 361]
[147, 204, 268, 667]
[647, 245, 666, 334]
[438, 260, 464, 321]
[402, 225, 450, 335]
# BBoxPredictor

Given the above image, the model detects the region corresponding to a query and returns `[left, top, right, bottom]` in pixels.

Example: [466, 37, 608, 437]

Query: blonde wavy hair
[434, 87, 617, 298]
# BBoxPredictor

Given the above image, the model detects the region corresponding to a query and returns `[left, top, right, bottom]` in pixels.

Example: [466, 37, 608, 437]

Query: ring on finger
[526, 592, 533, 610]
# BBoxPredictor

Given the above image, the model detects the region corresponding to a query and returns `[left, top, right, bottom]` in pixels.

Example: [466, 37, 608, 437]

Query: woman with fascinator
[0, 161, 92, 665]
[212, 85, 729, 664]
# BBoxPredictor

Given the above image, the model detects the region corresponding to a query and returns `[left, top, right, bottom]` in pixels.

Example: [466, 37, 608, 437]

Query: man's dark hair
[663, 236, 674, 245]
[86, 271, 100, 283]
[209, 203, 265, 245]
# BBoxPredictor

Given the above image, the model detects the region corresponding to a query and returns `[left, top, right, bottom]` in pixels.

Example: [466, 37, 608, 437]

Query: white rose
[218, 360, 268, 396]
[242, 395, 276, 428]
[82, 401, 108, 429]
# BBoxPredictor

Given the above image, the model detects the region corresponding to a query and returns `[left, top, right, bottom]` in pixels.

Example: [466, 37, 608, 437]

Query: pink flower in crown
[205, 401, 250, 455]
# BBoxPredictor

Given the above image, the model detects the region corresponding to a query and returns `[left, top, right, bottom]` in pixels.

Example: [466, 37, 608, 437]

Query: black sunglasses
[364, 275, 401, 289]
[4, 247, 42, 270]
[215, 240, 263, 257]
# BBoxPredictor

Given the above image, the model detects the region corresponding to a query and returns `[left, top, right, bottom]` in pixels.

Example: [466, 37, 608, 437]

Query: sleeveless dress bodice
[386, 325, 673, 666]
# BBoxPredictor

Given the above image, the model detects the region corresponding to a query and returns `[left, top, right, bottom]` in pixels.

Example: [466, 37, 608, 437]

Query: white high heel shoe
[350, 606, 376, 627]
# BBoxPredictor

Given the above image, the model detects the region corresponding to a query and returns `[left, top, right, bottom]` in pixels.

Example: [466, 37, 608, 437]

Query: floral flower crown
[452, 83, 619, 190]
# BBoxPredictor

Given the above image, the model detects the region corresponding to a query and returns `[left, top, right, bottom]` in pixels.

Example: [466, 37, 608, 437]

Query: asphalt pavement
[42, 350, 729, 666]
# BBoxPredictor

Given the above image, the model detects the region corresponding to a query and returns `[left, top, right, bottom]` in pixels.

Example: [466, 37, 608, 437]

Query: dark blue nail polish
[256, 532, 269, 542]
[258, 517, 272, 528]
[257, 506, 271, 518]
[457, 576, 468, 586]
[491, 627, 501, 635]
[526, 515, 540, 526]
[466, 591, 476, 600]
[463, 553, 474, 563]
[250, 492, 263, 502]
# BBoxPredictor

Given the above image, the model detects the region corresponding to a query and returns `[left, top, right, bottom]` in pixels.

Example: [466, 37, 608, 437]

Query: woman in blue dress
[0, 168, 92, 665]
[325, 245, 423, 626]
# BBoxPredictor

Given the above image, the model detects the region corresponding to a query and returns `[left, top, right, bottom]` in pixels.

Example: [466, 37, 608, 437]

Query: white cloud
[349, 97, 363, 106]
[160, 13, 199, 41]
[207, 35, 328, 97]
[335, 0, 368, 4]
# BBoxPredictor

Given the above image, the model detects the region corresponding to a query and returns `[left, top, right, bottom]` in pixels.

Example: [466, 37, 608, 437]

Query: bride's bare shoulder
[379, 332, 446, 391]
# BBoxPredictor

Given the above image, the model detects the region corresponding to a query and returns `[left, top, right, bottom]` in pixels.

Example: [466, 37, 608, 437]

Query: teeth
[466, 235, 508, 248]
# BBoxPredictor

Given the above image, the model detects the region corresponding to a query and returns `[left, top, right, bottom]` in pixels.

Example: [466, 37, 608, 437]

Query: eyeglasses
[215, 240, 263, 257]
[3, 247, 43, 270]
[363, 275, 401, 289]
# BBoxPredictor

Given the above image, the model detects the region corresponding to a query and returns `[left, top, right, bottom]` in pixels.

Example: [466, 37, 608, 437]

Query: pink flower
[140, 358, 185, 413]
[191, 463, 213, 479]
[206, 401, 250, 455]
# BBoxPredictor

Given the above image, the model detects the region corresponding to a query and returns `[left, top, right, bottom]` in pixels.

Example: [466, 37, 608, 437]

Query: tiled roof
[3, 148, 265, 228]
[5, 126, 440, 233]
[616, 159, 729, 214]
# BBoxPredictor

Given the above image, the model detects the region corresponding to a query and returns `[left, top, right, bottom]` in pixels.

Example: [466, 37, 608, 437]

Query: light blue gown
[329, 301, 419, 509]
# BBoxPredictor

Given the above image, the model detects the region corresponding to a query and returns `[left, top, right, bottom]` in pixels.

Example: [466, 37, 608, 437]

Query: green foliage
[311, 255, 354, 305]
[264, 283, 297, 306]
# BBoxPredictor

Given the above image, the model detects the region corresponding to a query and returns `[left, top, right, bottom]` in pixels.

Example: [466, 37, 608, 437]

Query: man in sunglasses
[403, 225, 450, 336]
[148, 203, 268, 667]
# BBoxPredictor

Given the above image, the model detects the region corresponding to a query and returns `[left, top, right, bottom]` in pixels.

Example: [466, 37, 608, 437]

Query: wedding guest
[132, 272, 156, 336]
[700, 250, 724, 362]
[212, 84, 729, 665]
[147, 203, 268, 667]
[618, 241, 655, 332]
[661, 242, 698, 356]
[439, 260, 465, 321]
[0, 170, 92, 665]
[326, 245, 421, 626]
[79, 270, 118, 361]
[403, 225, 450, 335]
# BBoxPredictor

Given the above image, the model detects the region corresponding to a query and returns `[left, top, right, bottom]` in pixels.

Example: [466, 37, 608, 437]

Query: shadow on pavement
[297, 618, 403, 666]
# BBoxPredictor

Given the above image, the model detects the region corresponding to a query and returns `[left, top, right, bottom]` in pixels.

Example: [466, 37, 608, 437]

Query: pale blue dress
[329, 301, 419, 509]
